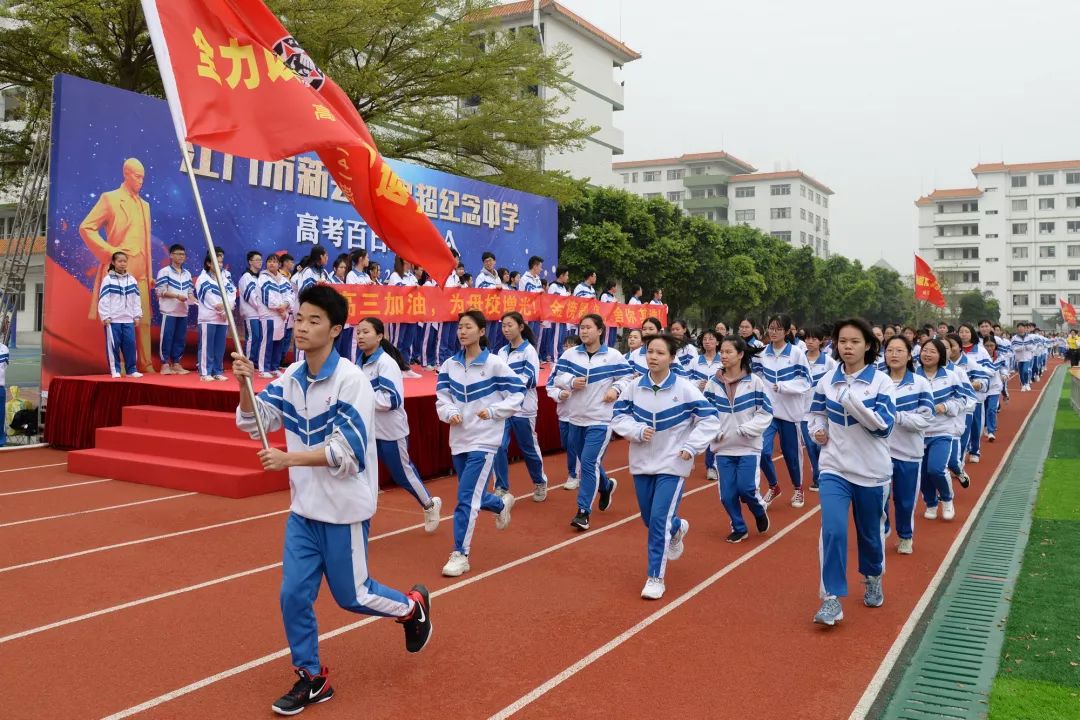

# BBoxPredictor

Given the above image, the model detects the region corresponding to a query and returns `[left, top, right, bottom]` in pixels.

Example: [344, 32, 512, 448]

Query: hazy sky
[557, 0, 1080, 273]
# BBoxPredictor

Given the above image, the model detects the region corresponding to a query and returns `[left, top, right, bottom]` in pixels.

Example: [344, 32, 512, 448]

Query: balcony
[683, 196, 730, 211]
[683, 173, 730, 189]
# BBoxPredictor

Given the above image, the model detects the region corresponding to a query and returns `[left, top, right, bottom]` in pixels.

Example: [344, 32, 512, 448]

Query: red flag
[914, 254, 946, 309]
[141, 0, 456, 282]
[1061, 297, 1078, 326]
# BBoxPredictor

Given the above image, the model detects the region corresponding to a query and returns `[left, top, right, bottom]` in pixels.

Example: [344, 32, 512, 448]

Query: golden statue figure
[80, 158, 155, 373]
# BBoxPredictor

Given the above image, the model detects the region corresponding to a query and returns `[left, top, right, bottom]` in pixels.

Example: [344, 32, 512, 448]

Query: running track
[0, 371, 1054, 720]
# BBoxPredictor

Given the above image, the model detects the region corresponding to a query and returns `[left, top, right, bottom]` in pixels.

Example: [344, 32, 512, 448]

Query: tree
[0, 0, 593, 201]
[957, 290, 1001, 324]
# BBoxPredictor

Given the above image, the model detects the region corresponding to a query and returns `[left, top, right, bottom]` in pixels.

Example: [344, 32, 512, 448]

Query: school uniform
[573, 282, 596, 300]
[960, 344, 993, 459]
[611, 371, 720, 581]
[546, 369, 580, 482]
[437, 272, 462, 366]
[945, 360, 978, 474]
[493, 340, 548, 492]
[238, 271, 263, 367]
[983, 351, 1008, 437]
[257, 271, 291, 372]
[675, 342, 698, 374]
[800, 352, 838, 489]
[475, 268, 504, 351]
[886, 371, 935, 544]
[519, 272, 544, 349]
[703, 373, 774, 534]
[278, 271, 296, 369]
[1011, 332, 1034, 388]
[154, 265, 193, 365]
[753, 342, 813, 493]
[691, 352, 723, 471]
[415, 278, 440, 368]
[194, 270, 235, 378]
[0, 343, 8, 445]
[98, 270, 142, 376]
[626, 347, 648, 376]
[544, 281, 571, 361]
[600, 291, 618, 347]
[916, 365, 972, 509]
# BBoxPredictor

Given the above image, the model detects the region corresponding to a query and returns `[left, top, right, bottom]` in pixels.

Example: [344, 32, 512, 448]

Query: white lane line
[847, 365, 1059, 720]
[0, 462, 67, 474]
[2, 466, 632, 643]
[487, 504, 821, 719]
[0, 492, 197, 529]
[0, 479, 112, 497]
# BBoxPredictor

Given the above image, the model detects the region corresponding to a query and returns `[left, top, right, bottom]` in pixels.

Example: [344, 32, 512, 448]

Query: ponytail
[358, 317, 409, 370]
[501, 311, 535, 346]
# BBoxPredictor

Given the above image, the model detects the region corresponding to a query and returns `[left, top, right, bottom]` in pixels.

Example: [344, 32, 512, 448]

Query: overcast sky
[557, 0, 1080, 274]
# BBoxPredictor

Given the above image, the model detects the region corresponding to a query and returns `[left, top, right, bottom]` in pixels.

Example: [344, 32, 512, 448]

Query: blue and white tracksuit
[98, 270, 142, 375]
[611, 371, 720, 578]
[360, 348, 433, 508]
[236, 351, 413, 676]
[519, 272, 544, 345]
[155, 265, 193, 365]
[475, 269, 504, 351]
[238, 272, 263, 366]
[626, 347, 648, 376]
[753, 342, 813, 491]
[961, 344, 993, 458]
[1033, 333, 1048, 377]
[493, 340, 548, 491]
[675, 342, 698, 375]
[691, 352, 723, 469]
[418, 279, 440, 367]
[600, 291, 619, 347]
[546, 371, 580, 480]
[0, 343, 8, 445]
[543, 282, 571, 360]
[553, 344, 635, 514]
[436, 350, 525, 556]
[886, 372, 935, 542]
[983, 353, 1008, 435]
[800, 352, 838, 487]
[257, 271, 291, 372]
[946, 360, 979, 473]
[704, 373, 774, 533]
[916, 365, 973, 508]
[437, 272, 461, 365]
[808, 365, 896, 598]
[194, 271, 235, 377]
[1011, 332, 1034, 386]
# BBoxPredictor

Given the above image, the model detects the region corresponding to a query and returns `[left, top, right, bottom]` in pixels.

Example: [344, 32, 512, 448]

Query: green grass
[989, 677, 1080, 720]
[1034, 459, 1080, 521]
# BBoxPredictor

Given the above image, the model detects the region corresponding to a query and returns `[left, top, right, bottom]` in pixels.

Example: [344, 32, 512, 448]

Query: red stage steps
[67, 405, 289, 498]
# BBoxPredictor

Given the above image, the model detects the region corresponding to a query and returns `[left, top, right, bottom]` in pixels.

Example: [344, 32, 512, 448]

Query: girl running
[99, 251, 143, 378]
[800, 325, 837, 491]
[546, 334, 583, 490]
[626, 317, 663, 377]
[356, 317, 443, 532]
[669, 319, 698, 375]
[435, 310, 525, 577]
[194, 248, 235, 382]
[915, 338, 970, 521]
[611, 333, 720, 600]
[692, 329, 723, 481]
[944, 333, 978, 485]
[982, 337, 1008, 442]
[808, 318, 896, 627]
[703, 335, 773, 543]
[738, 318, 764, 349]
[957, 324, 992, 464]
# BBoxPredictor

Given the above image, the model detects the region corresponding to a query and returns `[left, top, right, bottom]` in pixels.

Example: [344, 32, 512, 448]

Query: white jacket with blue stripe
[360, 347, 410, 441]
[960, 344, 993, 400]
[498, 339, 540, 417]
[752, 342, 813, 422]
[1010, 333, 1034, 362]
[98, 270, 142, 323]
[802, 351, 838, 418]
[154, 265, 194, 318]
[436, 349, 526, 454]
[915, 365, 973, 438]
[236, 351, 377, 524]
[195, 270, 236, 324]
[610, 371, 721, 477]
[887, 370, 936, 462]
[237, 272, 261, 321]
[703, 372, 774, 455]
[808, 365, 897, 488]
[690, 351, 723, 388]
[626, 346, 689, 378]
[553, 344, 635, 426]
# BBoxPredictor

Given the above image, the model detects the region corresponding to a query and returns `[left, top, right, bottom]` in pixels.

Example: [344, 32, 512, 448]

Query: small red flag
[1061, 297, 1078, 326]
[914, 254, 946, 309]
[141, 0, 456, 282]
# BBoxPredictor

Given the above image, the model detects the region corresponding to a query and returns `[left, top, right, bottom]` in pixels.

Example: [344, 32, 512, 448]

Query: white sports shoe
[791, 489, 806, 508]
[924, 505, 938, 520]
[258, 371, 274, 379]
[495, 493, 514, 530]
[706, 467, 718, 481]
[641, 577, 665, 600]
[564, 476, 580, 490]
[969, 455, 980, 464]
[532, 483, 548, 502]
[423, 497, 442, 534]
[898, 538, 913, 555]
[129, 372, 143, 378]
[110, 372, 121, 379]
[441, 551, 469, 577]
[667, 519, 689, 561]
[941, 500, 956, 521]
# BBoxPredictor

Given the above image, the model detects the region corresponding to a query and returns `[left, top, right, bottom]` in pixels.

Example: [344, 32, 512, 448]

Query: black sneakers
[398, 584, 432, 654]
[598, 477, 617, 511]
[755, 512, 770, 534]
[272, 667, 333, 716]
[726, 530, 749, 543]
[571, 510, 590, 531]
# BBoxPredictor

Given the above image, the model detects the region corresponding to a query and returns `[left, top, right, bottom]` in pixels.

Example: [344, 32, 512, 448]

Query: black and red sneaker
[272, 667, 333, 716]
[397, 584, 432, 654]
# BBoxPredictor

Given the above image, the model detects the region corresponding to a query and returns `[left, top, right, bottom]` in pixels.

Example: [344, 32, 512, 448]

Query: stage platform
[47, 366, 562, 482]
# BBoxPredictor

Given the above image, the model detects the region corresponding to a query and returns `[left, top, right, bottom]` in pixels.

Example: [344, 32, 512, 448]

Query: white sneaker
[941, 500, 956, 521]
[111, 372, 121, 379]
[493, 487, 507, 498]
[129, 372, 143, 378]
[495, 493, 514, 530]
[258, 371, 274, 379]
[403, 369, 422, 379]
[423, 497, 442, 533]
[987, 433, 996, 442]
[200, 375, 215, 382]
[533, 483, 548, 502]
[666, 519, 689, 561]
[641, 577, 665, 600]
[969, 455, 980, 464]
[924, 505, 938, 520]
[441, 551, 470, 577]
[791, 489, 806, 508]
[564, 476, 579, 491]
[160, 365, 174, 375]
[898, 538, 913, 555]
[706, 467, 718, 481]
[214, 375, 228, 381]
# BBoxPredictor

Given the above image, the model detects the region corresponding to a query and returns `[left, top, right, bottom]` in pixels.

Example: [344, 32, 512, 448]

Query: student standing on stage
[297, 245, 331, 292]
[692, 329, 723, 480]
[915, 338, 969, 521]
[704, 335, 773, 543]
[277, 253, 296, 371]
[325, 254, 356, 363]
[574, 270, 597, 300]
[155, 243, 195, 374]
[416, 269, 441, 371]
[544, 265, 572, 360]
[437, 249, 462, 366]
[547, 334, 583, 490]
[754, 313, 813, 508]
[612, 333, 720, 599]
[982, 337, 1008, 443]
[238, 251, 264, 371]
[435, 310, 524, 577]
[195, 248, 235, 382]
[493, 312, 549, 501]
[600, 280, 619, 347]
[99, 251, 143, 378]
[809, 318, 896, 626]
[518, 255, 545, 349]
[356, 317, 443, 532]
[553, 314, 634, 531]
[627, 285, 643, 305]
[668, 319, 698, 376]
[346, 250, 371, 286]
[475, 252, 504, 350]
[257, 254, 291, 378]
[627, 317, 663, 376]
[800, 326, 837, 491]
[233, 286, 432, 715]
[883, 336, 934, 554]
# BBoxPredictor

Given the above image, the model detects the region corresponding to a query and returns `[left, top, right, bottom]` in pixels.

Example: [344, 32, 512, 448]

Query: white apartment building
[482, 1, 639, 187]
[916, 160, 1080, 327]
[614, 154, 833, 258]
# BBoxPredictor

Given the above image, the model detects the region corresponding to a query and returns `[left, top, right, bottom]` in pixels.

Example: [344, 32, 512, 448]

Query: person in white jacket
[914, 338, 972, 522]
[154, 243, 195, 374]
[256, 254, 291, 378]
[703, 335, 773, 543]
[611, 333, 720, 600]
[194, 248, 235, 381]
[232, 284, 431, 716]
[98, 251, 143, 378]
[237, 251, 264, 371]
[493, 312, 549, 501]
[436, 310, 526, 577]
[547, 334, 583, 490]
[800, 326, 837, 491]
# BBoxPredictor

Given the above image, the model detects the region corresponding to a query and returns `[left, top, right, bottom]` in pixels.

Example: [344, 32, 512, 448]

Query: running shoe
[570, 511, 590, 531]
[726, 530, 749, 543]
[493, 487, 507, 498]
[762, 486, 781, 506]
[129, 372, 143, 378]
[397, 584, 432, 653]
[598, 477, 617, 512]
[706, 467, 718, 482]
[941, 500, 956, 521]
[213, 375, 228, 381]
[863, 575, 884, 608]
[422, 497, 442, 534]
[755, 512, 770, 534]
[987, 433, 996, 443]
[641, 577, 665, 600]
[495, 493, 514, 530]
[924, 505, 938, 520]
[272, 667, 333, 716]
[564, 476, 580, 491]
[813, 596, 843, 626]
[441, 551, 470, 577]
[200, 375, 215, 382]
[532, 483, 548, 502]
[957, 471, 971, 489]
[809, 480, 820, 492]
[666, 519, 689, 561]
[898, 538, 913, 554]
[969, 455, 980, 464]
[791, 489, 806, 508]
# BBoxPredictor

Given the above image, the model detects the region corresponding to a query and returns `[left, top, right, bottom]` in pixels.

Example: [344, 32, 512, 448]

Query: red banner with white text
[336, 285, 668, 328]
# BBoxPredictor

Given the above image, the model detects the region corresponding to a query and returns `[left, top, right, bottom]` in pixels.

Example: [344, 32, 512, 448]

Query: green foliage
[958, 289, 1002, 324]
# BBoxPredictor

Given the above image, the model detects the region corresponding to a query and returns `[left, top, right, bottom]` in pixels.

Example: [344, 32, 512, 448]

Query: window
[822, 196, 828, 208]
[1071, 294, 1080, 305]
[963, 247, 979, 259]
[987, 281, 1000, 287]
[1068, 221, 1080, 233]
[800, 208, 806, 220]
[1012, 199, 1028, 212]
[690, 189, 705, 199]
[986, 257, 999, 262]
[1013, 294, 1029, 306]
[1038, 173, 1055, 186]
[771, 207, 791, 219]
[631, 172, 638, 183]
[986, 233, 999, 238]
[800, 231, 807, 243]
[1012, 222, 1028, 234]
[666, 169, 684, 181]
[1040, 221, 1055, 234]
[1069, 270, 1080, 282]
[1040, 269, 1056, 282]
[800, 185, 806, 197]
[770, 184, 791, 196]
[1040, 294, 1056, 306]
[985, 187, 998, 192]
[1039, 198, 1055, 210]
[643, 192, 661, 199]
[1068, 245, 1080, 257]
[962, 201, 979, 212]
[959, 271, 980, 283]
[770, 231, 792, 241]
[1012, 175, 1028, 188]
[1040, 245, 1056, 258]
[1013, 271, 1028, 282]
[816, 192, 822, 205]
[1068, 172, 1080, 184]
[937, 249, 945, 260]
[735, 186, 755, 198]
[986, 210, 998, 215]
[666, 191, 684, 202]
[1069, 196, 1080, 209]
[642, 171, 661, 182]
[937, 224, 979, 236]
[34, 283, 43, 333]
[735, 209, 755, 222]
[1013, 246, 1029, 259]
[621, 173, 630, 185]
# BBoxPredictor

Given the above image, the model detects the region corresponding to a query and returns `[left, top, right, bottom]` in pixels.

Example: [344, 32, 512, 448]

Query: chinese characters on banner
[336, 285, 669, 328]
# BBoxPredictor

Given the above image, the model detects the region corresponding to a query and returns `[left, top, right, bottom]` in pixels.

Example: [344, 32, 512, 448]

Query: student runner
[691, 329, 723, 480]
[626, 317, 663, 376]
[547, 334, 583, 490]
[915, 338, 969, 521]
[800, 326, 837, 491]
[668, 319, 698, 375]
[981, 336, 1008, 443]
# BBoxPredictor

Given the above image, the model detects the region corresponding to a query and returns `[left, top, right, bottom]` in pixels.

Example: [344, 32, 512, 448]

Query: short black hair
[279, 253, 294, 264]
[528, 255, 543, 269]
[299, 285, 347, 328]
[482, 251, 496, 261]
[555, 264, 569, 277]
[831, 317, 880, 365]
[169, 243, 186, 254]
